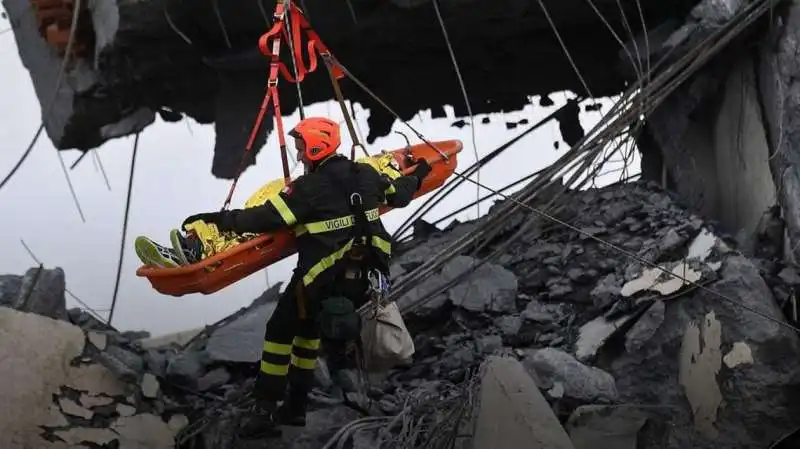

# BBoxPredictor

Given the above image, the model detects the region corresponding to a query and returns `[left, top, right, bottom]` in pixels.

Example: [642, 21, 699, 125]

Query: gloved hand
[182, 211, 224, 229]
[410, 158, 432, 185]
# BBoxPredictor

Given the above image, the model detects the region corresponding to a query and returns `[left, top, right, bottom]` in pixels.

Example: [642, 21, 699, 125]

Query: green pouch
[318, 296, 361, 341]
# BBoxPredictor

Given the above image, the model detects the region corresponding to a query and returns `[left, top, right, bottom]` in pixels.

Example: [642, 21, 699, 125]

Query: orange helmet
[288, 117, 341, 162]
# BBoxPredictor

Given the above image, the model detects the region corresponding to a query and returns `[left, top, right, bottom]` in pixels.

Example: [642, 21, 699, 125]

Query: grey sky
[0, 19, 638, 336]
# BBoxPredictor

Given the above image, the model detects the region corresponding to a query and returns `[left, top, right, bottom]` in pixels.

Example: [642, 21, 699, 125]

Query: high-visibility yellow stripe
[385, 184, 396, 196]
[365, 209, 379, 221]
[269, 195, 297, 226]
[304, 215, 356, 234]
[293, 337, 321, 350]
[260, 361, 289, 376]
[295, 208, 380, 235]
[264, 341, 292, 355]
[371, 236, 391, 255]
[291, 355, 317, 370]
[300, 234, 393, 286]
[303, 239, 355, 286]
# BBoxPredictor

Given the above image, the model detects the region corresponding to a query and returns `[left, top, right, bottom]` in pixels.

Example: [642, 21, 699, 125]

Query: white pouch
[360, 301, 415, 372]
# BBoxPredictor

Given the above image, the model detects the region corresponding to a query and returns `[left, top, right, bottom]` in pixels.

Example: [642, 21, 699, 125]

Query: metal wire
[432, 0, 481, 220]
[107, 133, 140, 326]
[19, 239, 109, 322]
[0, 0, 86, 222]
[349, 0, 788, 333]
[447, 167, 800, 333]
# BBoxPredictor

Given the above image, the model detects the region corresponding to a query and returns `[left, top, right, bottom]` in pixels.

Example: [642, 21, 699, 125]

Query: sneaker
[238, 401, 282, 439]
[134, 236, 183, 268]
[170, 229, 203, 265]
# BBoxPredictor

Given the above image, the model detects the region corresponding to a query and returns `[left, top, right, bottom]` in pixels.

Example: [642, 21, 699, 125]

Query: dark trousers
[253, 268, 369, 404]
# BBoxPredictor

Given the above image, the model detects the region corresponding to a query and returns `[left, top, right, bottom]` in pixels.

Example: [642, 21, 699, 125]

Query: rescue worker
[172, 117, 432, 438]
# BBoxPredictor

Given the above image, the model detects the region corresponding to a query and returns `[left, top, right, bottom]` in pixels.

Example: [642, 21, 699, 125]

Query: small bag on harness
[358, 271, 415, 372]
[318, 296, 361, 341]
[360, 301, 415, 372]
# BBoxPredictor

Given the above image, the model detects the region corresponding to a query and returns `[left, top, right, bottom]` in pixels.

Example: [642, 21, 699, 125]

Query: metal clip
[367, 269, 389, 305]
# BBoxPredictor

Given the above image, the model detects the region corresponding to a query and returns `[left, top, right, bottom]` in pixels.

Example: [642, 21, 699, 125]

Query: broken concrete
[0, 307, 87, 449]
[566, 405, 649, 449]
[473, 356, 575, 449]
[396, 255, 518, 321]
[636, 0, 800, 266]
[679, 310, 723, 439]
[204, 300, 277, 363]
[4, 177, 800, 448]
[522, 348, 618, 403]
[2, 267, 68, 320]
[0, 306, 186, 449]
[611, 254, 800, 448]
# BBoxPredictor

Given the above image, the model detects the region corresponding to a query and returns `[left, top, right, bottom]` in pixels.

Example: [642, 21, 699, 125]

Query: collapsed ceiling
[4, 0, 701, 178]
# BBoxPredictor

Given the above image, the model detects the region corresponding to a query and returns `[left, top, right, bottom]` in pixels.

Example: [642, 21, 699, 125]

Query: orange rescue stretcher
[136, 140, 462, 297]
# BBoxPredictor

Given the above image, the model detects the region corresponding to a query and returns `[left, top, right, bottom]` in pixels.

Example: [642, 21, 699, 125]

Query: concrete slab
[472, 356, 575, 449]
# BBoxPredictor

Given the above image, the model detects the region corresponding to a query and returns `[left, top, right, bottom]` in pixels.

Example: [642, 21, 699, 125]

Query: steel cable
[0, 0, 86, 222]
[107, 133, 139, 325]
[431, 0, 481, 220]
[349, 0, 785, 330]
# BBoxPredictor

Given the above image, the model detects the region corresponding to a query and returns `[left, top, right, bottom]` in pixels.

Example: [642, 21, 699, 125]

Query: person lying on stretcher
[133, 129, 426, 268]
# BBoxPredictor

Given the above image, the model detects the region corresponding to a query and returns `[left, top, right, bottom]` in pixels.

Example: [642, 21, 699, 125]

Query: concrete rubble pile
[4, 180, 800, 448]
[0, 268, 188, 449]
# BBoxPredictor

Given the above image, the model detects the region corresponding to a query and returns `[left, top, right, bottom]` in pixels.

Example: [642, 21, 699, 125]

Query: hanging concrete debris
[2, 0, 701, 177]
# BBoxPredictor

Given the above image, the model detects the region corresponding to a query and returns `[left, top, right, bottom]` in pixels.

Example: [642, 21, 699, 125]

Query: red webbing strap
[221, 1, 291, 211]
[257, 3, 339, 83]
[295, 5, 361, 159]
[302, 13, 344, 80]
[257, 4, 318, 84]
[323, 54, 362, 161]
